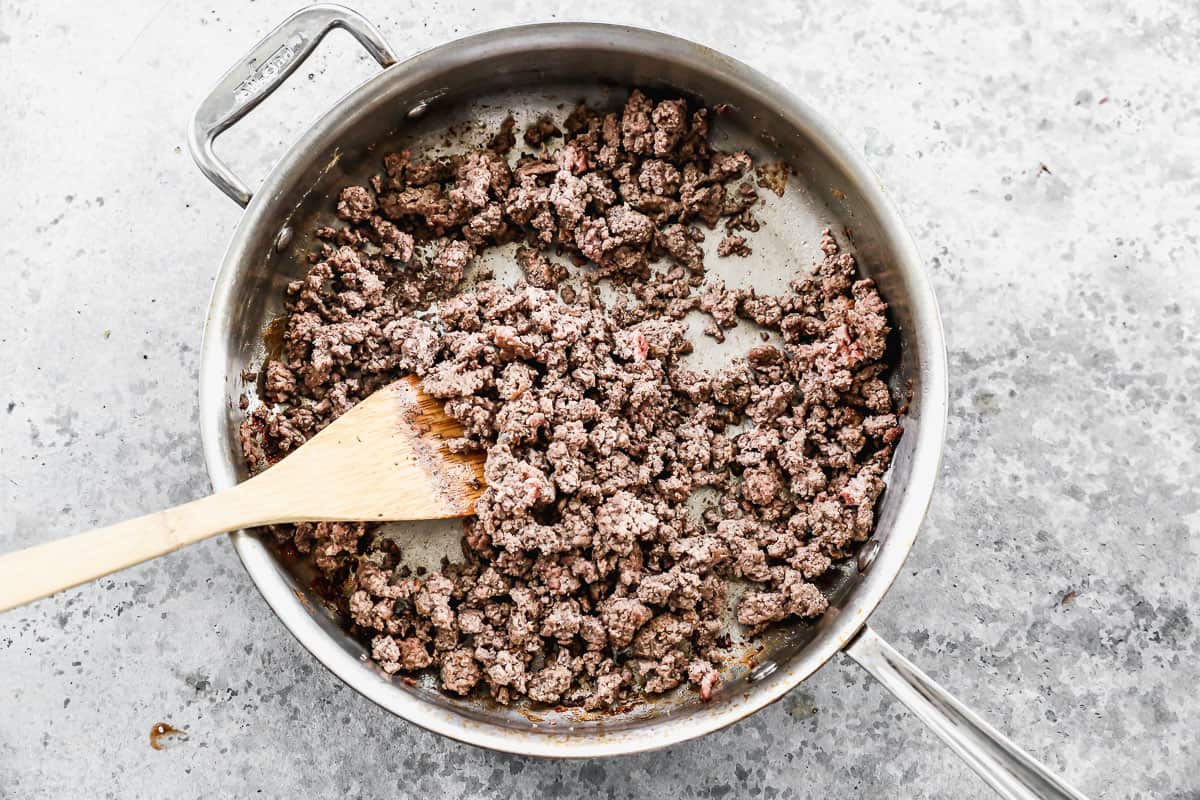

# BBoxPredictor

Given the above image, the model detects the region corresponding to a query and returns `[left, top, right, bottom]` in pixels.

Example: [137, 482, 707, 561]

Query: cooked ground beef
[239, 90, 901, 710]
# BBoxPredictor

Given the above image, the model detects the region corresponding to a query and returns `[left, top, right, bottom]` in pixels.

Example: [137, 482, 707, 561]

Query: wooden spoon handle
[0, 486, 264, 613]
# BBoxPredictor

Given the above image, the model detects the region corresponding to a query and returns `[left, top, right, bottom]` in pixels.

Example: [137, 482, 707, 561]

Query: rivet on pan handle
[845, 626, 1090, 800]
[187, 4, 397, 207]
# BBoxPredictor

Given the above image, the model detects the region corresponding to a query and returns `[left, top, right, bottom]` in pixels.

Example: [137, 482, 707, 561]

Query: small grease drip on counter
[149, 722, 188, 751]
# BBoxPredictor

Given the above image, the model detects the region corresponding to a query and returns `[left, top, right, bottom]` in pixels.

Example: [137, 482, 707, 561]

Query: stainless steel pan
[191, 7, 1087, 797]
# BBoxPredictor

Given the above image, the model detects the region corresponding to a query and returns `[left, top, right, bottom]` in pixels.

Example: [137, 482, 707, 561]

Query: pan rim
[197, 20, 948, 758]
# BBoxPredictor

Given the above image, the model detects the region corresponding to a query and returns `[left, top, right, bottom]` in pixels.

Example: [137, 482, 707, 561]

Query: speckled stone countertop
[1, 1, 1197, 797]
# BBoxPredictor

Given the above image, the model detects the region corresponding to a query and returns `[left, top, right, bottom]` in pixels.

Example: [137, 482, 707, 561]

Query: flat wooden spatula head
[0, 376, 487, 613]
[256, 376, 486, 523]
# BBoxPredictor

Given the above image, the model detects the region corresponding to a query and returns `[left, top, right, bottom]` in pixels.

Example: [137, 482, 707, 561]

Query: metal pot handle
[188, 3, 397, 207]
[845, 626, 1088, 799]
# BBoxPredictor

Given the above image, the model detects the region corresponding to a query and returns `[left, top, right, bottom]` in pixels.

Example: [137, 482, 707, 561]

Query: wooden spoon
[0, 376, 485, 613]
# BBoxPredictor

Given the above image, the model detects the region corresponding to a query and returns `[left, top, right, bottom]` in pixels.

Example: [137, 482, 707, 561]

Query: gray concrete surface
[2, 1, 1198, 797]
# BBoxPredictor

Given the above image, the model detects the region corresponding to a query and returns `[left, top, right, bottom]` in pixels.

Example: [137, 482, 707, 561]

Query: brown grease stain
[738, 643, 766, 670]
[149, 722, 187, 751]
[263, 315, 288, 360]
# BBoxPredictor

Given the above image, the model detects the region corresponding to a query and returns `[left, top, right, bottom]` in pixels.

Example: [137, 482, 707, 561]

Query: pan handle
[187, 4, 397, 207]
[845, 626, 1089, 800]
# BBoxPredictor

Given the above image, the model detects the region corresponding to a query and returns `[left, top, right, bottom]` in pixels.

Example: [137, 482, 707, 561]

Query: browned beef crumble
[239, 90, 902, 709]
